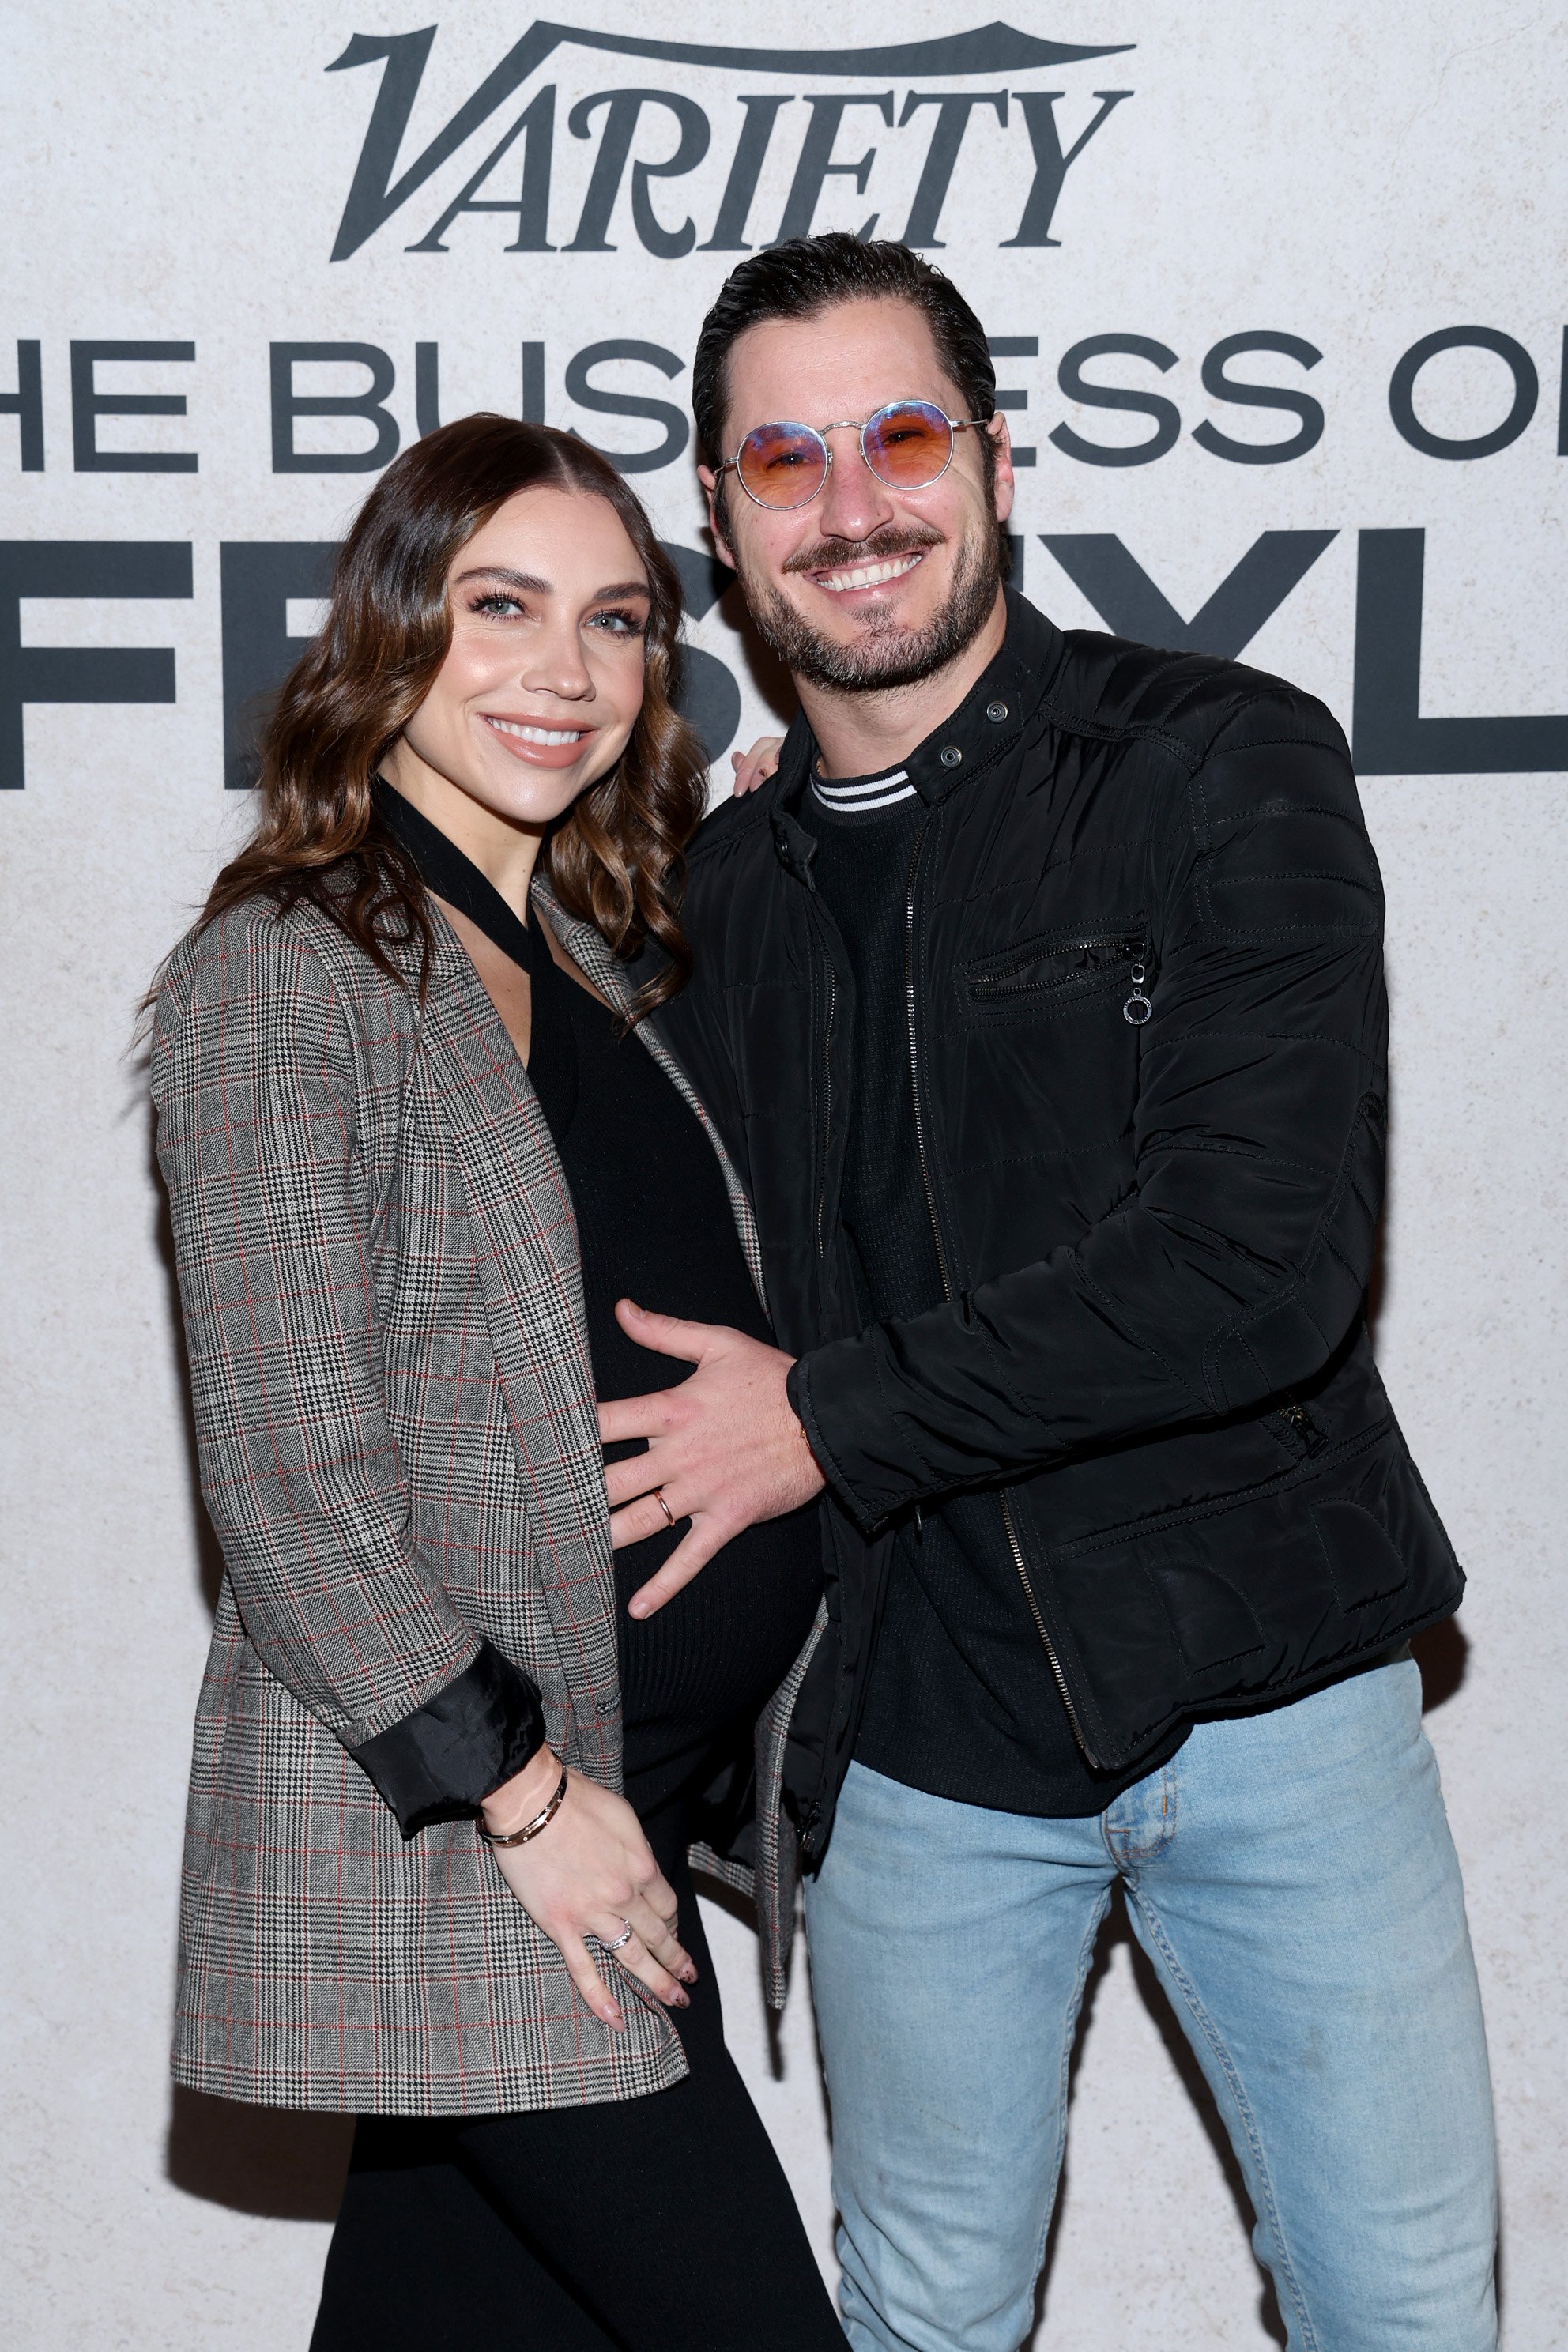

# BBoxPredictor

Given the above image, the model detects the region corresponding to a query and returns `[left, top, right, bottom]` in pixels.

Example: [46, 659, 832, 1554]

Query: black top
[375, 784, 822, 1819]
[797, 766, 1186, 1816]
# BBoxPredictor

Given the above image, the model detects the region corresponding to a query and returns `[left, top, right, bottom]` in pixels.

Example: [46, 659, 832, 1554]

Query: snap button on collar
[986, 699, 1009, 722]
[939, 744, 963, 768]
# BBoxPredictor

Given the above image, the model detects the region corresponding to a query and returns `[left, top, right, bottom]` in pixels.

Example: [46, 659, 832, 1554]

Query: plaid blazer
[152, 876, 821, 2116]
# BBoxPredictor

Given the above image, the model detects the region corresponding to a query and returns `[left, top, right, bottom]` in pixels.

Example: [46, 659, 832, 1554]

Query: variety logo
[326, 20, 1136, 261]
[6, 24, 1561, 791]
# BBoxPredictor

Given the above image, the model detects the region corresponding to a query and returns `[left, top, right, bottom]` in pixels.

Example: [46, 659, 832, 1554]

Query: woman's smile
[481, 710, 599, 767]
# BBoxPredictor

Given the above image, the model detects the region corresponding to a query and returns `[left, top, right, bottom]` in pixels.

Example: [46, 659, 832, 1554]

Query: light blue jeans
[804, 1659, 1497, 2352]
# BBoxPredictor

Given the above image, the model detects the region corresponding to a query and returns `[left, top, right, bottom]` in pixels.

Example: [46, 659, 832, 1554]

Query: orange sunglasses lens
[735, 420, 829, 508]
[861, 401, 956, 484]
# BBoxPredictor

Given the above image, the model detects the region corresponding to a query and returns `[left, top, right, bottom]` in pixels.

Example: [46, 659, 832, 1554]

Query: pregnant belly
[612, 1470, 823, 1758]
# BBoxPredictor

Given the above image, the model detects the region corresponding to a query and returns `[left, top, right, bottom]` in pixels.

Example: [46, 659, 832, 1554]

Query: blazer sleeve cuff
[349, 1642, 548, 1840]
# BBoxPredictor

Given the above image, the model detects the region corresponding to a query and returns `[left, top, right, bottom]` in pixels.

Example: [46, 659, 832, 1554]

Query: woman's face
[394, 484, 652, 834]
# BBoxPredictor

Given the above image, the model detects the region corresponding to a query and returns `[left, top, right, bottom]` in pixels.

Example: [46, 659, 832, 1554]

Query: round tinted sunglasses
[718, 398, 991, 511]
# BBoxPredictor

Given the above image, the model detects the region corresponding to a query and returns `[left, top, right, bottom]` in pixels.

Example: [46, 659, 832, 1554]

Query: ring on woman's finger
[653, 1487, 675, 1530]
[601, 1919, 635, 1954]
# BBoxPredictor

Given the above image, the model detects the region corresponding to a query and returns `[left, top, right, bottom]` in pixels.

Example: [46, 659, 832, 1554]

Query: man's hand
[597, 1299, 825, 1618]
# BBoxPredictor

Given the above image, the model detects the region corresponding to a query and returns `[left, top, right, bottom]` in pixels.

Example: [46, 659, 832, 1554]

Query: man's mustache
[782, 525, 945, 578]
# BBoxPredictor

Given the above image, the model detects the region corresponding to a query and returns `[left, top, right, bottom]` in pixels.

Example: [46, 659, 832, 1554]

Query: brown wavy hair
[201, 415, 708, 1016]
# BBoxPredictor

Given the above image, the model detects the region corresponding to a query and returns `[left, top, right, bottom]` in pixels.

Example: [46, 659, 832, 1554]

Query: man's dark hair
[692, 233, 997, 473]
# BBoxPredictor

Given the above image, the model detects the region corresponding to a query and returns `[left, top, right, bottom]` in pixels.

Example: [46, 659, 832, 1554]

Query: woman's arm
[153, 906, 692, 2019]
[153, 910, 511, 1757]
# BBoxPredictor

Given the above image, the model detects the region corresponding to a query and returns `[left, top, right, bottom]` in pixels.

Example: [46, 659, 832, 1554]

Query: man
[598, 234, 1498, 2350]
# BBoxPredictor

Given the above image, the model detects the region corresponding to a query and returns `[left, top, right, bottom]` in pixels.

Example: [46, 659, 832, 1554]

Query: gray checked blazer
[152, 875, 822, 2116]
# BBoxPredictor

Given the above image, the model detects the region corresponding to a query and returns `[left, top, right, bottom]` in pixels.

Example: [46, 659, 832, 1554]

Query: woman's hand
[729, 735, 784, 796]
[481, 1747, 696, 2033]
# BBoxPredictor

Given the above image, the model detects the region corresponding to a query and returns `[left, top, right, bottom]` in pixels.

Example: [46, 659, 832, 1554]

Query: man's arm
[793, 698, 1386, 1530]
[601, 692, 1384, 1589]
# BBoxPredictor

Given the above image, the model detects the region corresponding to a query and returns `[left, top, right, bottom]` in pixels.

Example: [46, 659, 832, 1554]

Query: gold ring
[654, 1487, 675, 1529]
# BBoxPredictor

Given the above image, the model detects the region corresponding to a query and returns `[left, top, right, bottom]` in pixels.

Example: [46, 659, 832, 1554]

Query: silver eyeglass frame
[716, 398, 993, 510]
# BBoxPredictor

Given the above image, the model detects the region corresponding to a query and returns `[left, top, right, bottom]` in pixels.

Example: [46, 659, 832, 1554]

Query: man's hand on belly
[597, 1299, 826, 1617]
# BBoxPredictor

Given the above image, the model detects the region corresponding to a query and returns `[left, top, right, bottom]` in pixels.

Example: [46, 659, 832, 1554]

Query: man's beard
[742, 525, 1001, 694]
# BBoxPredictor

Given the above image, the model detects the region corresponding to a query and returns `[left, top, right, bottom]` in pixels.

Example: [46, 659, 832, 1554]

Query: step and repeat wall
[3, 6, 1563, 2344]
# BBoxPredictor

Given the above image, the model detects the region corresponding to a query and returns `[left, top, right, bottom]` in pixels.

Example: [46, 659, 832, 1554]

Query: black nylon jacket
[658, 590, 1463, 1862]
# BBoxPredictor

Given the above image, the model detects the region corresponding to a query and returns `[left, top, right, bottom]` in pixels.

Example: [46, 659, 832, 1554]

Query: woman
[151, 415, 840, 2348]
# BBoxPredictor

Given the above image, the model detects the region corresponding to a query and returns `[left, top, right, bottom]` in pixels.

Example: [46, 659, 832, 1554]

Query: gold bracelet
[475, 1763, 569, 1847]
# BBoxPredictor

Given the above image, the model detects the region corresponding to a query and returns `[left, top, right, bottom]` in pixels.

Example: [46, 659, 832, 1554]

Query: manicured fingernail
[680, 1966, 698, 1984]
[671, 1990, 690, 2008]
[628, 1600, 647, 1619]
[606, 2005, 624, 2030]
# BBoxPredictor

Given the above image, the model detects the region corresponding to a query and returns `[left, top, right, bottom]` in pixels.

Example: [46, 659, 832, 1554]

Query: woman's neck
[379, 742, 543, 923]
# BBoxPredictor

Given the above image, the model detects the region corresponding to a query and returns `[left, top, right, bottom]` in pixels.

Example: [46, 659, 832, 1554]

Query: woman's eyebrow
[453, 565, 551, 594]
[451, 567, 651, 601]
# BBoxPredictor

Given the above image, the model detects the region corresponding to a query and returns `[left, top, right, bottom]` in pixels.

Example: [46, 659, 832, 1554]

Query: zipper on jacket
[903, 817, 1100, 1767]
[1001, 1494, 1101, 1766]
[905, 820, 952, 1298]
[815, 960, 837, 1260]
[968, 932, 1145, 999]
[1276, 1398, 1326, 1457]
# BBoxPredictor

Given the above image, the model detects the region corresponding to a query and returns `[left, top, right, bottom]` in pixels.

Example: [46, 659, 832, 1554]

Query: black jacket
[660, 590, 1463, 1861]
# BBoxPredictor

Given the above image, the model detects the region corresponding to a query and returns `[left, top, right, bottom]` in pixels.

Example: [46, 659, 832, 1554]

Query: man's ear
[697, 465, 738, 571]
[986, 415, 1016, 527]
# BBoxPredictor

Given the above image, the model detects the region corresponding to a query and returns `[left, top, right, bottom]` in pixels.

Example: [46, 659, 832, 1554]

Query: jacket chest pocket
[959, 922, 1150, 1024]
[940, 918, 1152, 1185]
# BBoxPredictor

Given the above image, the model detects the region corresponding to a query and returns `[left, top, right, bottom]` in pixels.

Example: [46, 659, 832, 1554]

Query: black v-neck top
[373, 784, 823, 1815]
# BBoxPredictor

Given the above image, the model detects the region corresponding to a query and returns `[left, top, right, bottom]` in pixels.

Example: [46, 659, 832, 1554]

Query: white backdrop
[3, 4, 1566, 2344]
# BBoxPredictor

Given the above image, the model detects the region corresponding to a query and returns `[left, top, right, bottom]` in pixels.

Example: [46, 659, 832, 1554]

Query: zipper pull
[913, 1500, 925, 1544]
[1122, 958, 1152, 1026]
[1278, 1400, 1325, 1455]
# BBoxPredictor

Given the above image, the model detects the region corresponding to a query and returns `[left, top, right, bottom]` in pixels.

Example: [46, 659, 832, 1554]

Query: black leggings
[310, 1819, 843, 2352]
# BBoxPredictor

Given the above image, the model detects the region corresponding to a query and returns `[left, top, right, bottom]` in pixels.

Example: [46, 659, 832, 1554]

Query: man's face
[700, 297, 1014, 694]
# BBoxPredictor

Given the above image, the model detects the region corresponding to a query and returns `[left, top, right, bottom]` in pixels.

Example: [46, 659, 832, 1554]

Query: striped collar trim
[810, 764, 916, 816]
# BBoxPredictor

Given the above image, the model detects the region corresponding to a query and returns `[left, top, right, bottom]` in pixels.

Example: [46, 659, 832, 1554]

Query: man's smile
[812, 551, 925, 596]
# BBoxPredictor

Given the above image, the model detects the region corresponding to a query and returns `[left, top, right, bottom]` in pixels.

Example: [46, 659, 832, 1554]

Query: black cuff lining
[351, 1642, 548, 1840]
